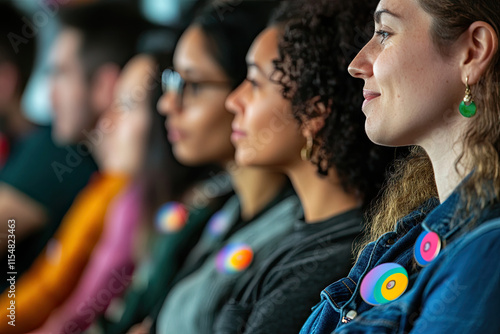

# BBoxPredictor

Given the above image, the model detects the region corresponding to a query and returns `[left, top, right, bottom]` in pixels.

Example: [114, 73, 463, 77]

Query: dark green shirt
[0, 126, 97, 288]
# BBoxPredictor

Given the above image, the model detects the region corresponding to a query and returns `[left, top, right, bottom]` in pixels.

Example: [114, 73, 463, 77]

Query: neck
[420, 115, 471, 203]
[2, 99, 34, 138]
[228, 163, 287, 221]
[287, 159, 360, 223]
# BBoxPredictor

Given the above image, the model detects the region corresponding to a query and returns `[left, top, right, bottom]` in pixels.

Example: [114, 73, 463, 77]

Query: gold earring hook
[464, 76, 472, 103]
[301, 135, 313, 161]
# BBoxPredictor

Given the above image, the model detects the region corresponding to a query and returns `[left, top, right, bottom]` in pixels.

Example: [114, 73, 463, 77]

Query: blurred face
[157, 26, 235, 166]
[97, 55, 154, 174]
[50, 28, 95, 144]
[348, 0, 464, 147]
[225, 27, 304, 168]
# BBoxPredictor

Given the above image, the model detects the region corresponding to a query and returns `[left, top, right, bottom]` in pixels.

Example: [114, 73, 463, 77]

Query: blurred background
[7, 0, 202, 125]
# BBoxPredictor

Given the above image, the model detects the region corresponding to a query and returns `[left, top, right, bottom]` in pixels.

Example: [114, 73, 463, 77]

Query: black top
[214, 208, 363, 334]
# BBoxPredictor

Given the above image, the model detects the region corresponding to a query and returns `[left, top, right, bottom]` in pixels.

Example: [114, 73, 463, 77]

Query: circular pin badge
[207, 211, 231, 238]
[155, 202, 189, 233]
[215, 243, 254, 274]
[360, 262, 409, 306]
[414, 230, 441, 267]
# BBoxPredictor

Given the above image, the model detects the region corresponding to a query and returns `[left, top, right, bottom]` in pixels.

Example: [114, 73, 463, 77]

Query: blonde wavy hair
[357, 0, 500, 254]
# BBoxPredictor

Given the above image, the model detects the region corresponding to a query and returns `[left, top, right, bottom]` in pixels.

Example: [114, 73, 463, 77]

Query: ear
[301, 96, 330, 139]
[460, 21, 499, 85]
[0, 63, 20, 106]
[89, 63, 121, 117]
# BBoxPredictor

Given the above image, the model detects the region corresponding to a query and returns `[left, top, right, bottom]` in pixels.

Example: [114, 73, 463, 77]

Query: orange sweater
[0, 173, 129, 333]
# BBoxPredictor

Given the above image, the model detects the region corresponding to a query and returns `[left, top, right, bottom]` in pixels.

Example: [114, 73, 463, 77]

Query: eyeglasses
[161, 69, 232, 107]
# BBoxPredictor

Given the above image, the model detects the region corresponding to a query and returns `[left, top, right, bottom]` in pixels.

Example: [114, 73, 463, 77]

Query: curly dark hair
[193, 0, 280, 89]
[271, 0, 394, 204]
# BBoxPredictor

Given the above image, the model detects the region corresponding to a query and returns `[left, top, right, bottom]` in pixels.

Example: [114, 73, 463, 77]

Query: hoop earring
[301, 135, 313, 161]
[459, 76, 477, 118]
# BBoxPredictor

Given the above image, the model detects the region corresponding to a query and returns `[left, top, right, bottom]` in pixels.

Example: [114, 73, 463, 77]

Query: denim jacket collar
[394, 197, 440, 237]
[421, 190, 461, 241]
[301, 175, 500, 334]
[316, 197, 439, 315]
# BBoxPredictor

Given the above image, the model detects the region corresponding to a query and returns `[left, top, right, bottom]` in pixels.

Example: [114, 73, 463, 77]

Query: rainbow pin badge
[414, 230, 442, 267]
[360, 262, 409, 306]
[155, 202, 189, 233]
[215, 243, 254, 274]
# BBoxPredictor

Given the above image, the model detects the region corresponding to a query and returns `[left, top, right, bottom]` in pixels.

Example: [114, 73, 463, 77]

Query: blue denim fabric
[300, 198, 439, 334]
[301, 189, 500, 334]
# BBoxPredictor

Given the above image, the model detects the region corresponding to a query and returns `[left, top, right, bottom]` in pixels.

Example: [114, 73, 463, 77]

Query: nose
[225, 81, 247, 115]
[348, 43, 374, 79]
[157, 91, 181, 116]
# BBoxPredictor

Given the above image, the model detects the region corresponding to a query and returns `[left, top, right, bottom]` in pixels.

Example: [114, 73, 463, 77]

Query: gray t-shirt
[156, 192, 300, 333]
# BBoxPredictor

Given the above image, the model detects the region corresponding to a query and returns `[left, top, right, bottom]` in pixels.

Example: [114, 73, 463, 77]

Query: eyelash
[375, 30, 391, 44]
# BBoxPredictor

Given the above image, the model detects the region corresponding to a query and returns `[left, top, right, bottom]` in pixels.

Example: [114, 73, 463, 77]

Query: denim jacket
[301, 187, 500, 334]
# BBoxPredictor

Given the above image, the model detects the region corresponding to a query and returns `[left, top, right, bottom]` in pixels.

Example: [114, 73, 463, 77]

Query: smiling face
[157, 26, 235, 166]
[225, 27, 305, 168]
[348, 0, 465, 148]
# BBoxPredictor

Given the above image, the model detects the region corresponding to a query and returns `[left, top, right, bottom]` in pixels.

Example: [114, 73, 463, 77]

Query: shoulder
[448, 217, 500, 257]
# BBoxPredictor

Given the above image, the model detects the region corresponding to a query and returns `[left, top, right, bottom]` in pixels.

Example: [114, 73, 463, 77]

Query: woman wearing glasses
[125, 2, 300, 334]
[300, 0, 500, 333]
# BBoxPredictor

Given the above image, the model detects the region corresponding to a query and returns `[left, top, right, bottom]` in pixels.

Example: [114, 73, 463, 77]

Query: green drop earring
[459, 76, 477, 118]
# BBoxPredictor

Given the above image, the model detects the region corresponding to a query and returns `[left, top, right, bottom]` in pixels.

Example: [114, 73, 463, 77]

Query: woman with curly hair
[214, 0, 393, 333]
[300, 0, 500, 333]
